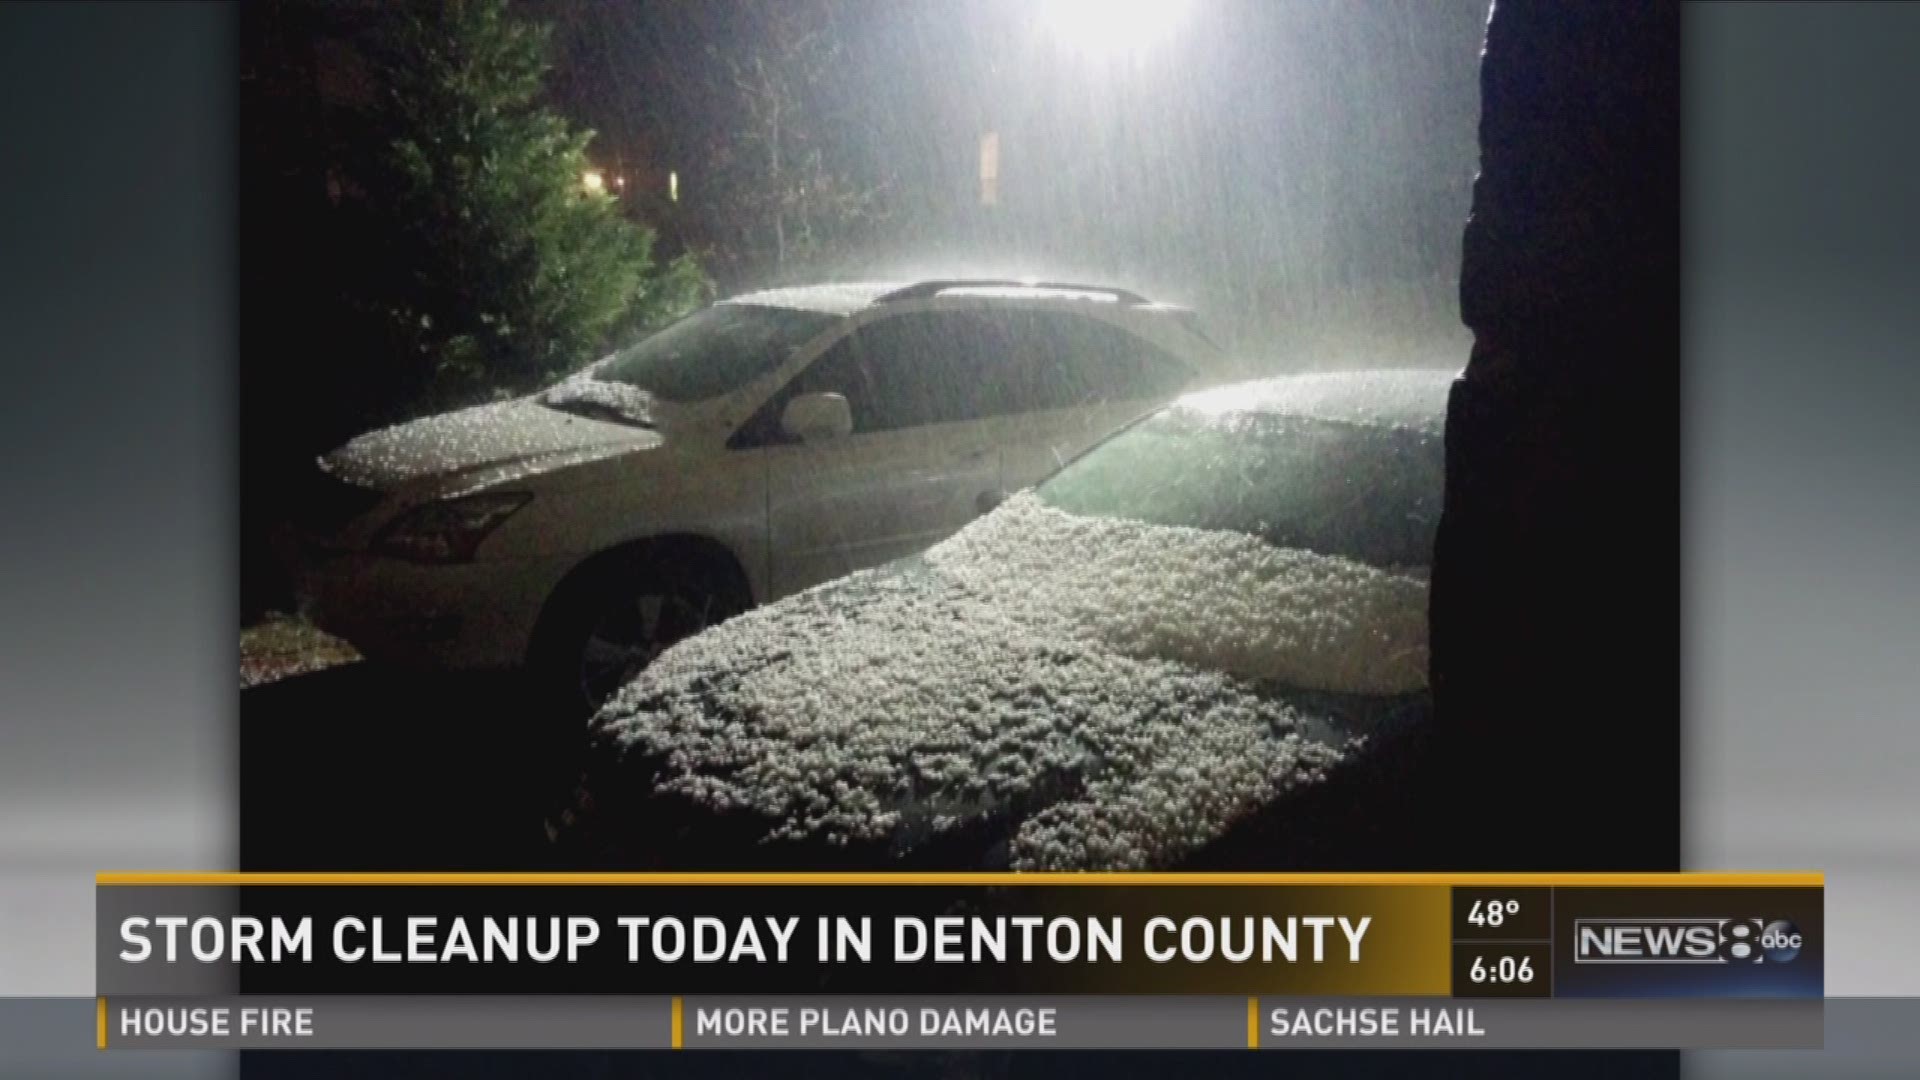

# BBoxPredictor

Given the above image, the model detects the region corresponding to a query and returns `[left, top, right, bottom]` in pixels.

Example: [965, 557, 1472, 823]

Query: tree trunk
[1428, 0, 1681, 873]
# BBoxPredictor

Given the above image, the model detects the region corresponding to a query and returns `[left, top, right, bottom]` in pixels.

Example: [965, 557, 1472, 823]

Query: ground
[239, 612, 361, 689]
[240, 614, 569, 869]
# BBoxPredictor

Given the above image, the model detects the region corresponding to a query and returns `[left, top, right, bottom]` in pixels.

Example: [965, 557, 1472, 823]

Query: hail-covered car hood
[575, 493, 1431, 872]
[321, 393, 663, 491]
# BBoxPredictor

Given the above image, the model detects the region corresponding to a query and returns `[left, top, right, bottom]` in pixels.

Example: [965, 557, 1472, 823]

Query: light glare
[1039, 0, 1193, 58]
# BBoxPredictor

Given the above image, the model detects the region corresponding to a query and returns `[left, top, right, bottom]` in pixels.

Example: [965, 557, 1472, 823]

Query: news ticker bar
[95, 873, 1824, 999]
[97, 995, 1823, 1050]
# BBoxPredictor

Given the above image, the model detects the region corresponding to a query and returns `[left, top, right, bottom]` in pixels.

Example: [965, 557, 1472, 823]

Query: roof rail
[875, 279, 1151, 305]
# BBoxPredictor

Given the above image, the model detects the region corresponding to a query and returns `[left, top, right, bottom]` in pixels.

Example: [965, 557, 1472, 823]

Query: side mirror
[780, 391, 853, 443]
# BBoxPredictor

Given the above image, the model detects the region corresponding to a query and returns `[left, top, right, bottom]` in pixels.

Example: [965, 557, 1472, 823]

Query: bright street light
[1038, 0, 1194, 59]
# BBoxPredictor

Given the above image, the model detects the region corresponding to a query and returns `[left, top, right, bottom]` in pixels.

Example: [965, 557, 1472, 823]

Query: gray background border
[4, 0, 1920, 1074]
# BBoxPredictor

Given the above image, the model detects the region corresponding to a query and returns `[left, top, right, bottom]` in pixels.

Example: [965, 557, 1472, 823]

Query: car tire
[529, 552, 749, 717]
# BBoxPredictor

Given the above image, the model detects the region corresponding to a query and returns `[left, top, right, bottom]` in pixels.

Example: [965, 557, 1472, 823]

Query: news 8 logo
[1720, 919, 1804, 963]
[1572, 918, 1804, 964]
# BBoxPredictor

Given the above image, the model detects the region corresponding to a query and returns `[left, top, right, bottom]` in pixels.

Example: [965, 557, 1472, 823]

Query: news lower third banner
[94, 872, 1823, 1050]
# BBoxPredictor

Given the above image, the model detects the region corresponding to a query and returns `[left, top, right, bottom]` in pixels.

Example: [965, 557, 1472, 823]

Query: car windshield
[583, 303, 839, 402]
[1035, 404, 1445, 570]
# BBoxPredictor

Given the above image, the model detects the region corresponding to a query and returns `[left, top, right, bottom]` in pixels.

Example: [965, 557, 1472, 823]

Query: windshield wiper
[538, 378, 658, 428]
[539, 396, 649, 427]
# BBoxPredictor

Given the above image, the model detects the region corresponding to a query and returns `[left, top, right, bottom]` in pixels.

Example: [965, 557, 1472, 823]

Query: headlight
[372, 492, 532, 563]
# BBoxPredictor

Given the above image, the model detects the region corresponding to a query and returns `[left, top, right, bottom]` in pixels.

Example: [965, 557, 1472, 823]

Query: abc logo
[1760, 919, 1803, 963]
[1719, 918, 1802, 963]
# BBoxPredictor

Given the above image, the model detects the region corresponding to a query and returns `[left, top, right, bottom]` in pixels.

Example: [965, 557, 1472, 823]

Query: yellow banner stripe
[94, 871, 1824, 887]
[671, 996, 684, 1049]
[97, 997, 106, 1050]
[1247, 996, 1259, 1049]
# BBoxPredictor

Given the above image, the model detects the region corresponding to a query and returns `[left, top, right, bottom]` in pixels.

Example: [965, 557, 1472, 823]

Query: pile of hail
[590, 494, 1430, 871]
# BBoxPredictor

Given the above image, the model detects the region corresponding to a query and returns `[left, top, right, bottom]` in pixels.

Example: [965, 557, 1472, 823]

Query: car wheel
[532, 556, 747, 716]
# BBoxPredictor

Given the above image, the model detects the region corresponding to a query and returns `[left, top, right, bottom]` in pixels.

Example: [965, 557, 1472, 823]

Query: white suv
[288, 279, 1222, 707]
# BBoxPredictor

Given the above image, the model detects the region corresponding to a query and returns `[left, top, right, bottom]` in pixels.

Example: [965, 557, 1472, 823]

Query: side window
[729, 309, 1193, 447]
[1006, 313, 1192, 411]
[733, 312, 1018, 444]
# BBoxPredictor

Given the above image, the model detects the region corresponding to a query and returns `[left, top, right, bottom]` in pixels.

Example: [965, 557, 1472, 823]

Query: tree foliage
[350, 0, 707, 408]
[694, 0, 891, 286]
